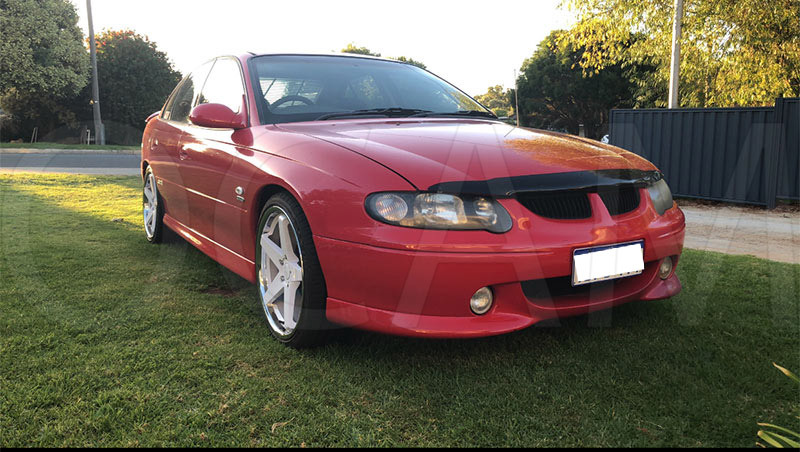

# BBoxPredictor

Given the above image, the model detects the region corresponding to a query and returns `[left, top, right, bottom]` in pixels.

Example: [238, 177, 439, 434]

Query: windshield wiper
[316, 108, 432, 121]
[410, 110, 498, 119]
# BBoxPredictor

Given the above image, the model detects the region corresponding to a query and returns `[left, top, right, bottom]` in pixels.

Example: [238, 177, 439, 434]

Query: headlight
[647, 179, 674, 215]
[366, 192, 513, 233]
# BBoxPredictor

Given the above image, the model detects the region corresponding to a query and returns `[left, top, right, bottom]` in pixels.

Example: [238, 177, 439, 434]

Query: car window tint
[198, 58, 245, 113]
[164, 61, 212, 123]
[167, 78, 196, 123]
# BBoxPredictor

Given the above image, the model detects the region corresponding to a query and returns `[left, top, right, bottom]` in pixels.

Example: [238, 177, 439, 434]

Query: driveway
[681, 203, 799, 264]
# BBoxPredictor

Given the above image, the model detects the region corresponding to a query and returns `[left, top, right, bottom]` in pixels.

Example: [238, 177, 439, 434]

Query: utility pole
[87, 0, 105, 145]
[668, 0, 683, 109]
[514, 69, 520, 127]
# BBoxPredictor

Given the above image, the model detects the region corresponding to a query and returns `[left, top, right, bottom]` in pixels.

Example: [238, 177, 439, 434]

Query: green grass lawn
[0, 142, 139, 151]
[1, 173, 798, 447]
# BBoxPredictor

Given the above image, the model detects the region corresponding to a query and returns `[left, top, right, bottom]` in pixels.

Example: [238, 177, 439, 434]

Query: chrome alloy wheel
[259, 206, 304, 337]
[143, 171, 158, 239]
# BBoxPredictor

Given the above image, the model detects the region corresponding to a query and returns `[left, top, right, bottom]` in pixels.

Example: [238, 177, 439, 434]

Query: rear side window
[198, 58, 245, 113]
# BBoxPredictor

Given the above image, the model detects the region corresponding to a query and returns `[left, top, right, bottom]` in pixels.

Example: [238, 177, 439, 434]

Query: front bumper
[315, 196, 686, 338]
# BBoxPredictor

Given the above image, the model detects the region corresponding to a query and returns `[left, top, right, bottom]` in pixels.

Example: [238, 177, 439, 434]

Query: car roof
[244, 52, 413, 65]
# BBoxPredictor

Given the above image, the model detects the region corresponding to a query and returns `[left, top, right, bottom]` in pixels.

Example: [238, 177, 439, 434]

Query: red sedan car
[141, 53, 685, 348]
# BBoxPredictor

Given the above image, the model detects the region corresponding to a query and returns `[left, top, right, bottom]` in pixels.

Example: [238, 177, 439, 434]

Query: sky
[71, 0, 574, 96]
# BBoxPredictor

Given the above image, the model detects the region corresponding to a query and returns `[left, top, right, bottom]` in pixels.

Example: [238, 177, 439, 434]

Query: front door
[178, 57, 253, 257]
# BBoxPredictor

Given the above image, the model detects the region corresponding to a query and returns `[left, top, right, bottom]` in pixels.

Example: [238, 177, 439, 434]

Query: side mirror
[189, 102, 247, 129]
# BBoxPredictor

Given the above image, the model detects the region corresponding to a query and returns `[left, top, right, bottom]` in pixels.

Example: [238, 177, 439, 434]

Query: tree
[92, 29, 181, 144]
[560, 0, 800, 107]
[0, 0, 89, 139]
[516, 30, 643, 139]
[474, 85, 514, 117]
[340, 44, 427, 69]
[394, 56, 427, 70]
[341, 43, 380, 57]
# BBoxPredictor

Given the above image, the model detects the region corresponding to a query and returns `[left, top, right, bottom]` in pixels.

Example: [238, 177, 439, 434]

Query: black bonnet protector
[427, 169, 663, 198]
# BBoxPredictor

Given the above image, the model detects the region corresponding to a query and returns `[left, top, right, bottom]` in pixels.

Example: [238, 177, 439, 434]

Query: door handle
[179, 148, 189, 161]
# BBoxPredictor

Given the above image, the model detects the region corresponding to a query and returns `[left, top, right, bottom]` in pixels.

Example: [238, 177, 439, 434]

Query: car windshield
[249, 55, 492, 124]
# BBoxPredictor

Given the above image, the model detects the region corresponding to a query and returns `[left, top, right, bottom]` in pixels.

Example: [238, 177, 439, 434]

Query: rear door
[151, 62, 212, 225]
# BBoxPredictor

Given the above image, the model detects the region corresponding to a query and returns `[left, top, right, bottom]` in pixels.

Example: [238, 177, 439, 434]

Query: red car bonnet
[276, 118, 656, 190]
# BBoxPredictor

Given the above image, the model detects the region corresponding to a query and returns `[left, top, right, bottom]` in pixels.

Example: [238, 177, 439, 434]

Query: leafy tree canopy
[560, 0, 800, 107]
[0, 0, 89, 137]
[474, 85, 514, 117]
[93, 29, 181, 135]
[340, 44, 427, 69]
[0, 0, 88, 97]
[341, 43, 381, 57]
[393, 56, 427, 70]
[517, 30, 643, 138]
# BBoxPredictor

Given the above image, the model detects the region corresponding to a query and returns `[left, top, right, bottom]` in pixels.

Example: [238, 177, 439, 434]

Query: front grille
[598, 187, 641, 216]
[516, 192, 592, 220]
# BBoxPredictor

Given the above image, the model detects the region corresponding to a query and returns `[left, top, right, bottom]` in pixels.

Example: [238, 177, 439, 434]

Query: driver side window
[198, 58, 245, 113]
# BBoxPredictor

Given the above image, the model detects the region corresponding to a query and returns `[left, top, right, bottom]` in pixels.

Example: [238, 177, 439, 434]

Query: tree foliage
[393, 56, 427, 70]
[560, 0, 800, 107]
[516, 30, 643, 138]
[340, 44, 427, 69]
[93, 29, 181, 139]
[474, 85, 514, 117]
[341, 43, 381, 57]
[0, 0, 89, 137]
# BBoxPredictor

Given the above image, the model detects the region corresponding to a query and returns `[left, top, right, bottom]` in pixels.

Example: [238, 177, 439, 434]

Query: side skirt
[163, 214, 257, 283]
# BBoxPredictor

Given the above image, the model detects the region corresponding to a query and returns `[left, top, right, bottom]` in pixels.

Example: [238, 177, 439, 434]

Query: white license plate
[572, 241, 645, 286]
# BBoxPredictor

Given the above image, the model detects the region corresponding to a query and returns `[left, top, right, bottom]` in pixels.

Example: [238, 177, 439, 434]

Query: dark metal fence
[608, 97, 799, 208]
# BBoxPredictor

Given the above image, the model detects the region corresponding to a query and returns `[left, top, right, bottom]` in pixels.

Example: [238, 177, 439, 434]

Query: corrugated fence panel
[777, 98, 800, 200]
[609, 99, 799, 207]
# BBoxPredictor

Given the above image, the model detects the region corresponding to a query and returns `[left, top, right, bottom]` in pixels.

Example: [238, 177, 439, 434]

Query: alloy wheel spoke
[285, 261, 303, 283]
[261, 235, 285, 267]
[278, 216, 299, 263]
[282, 281, 300, 330]
[144, 186, 155, 205]
[264, 276, 284, 304]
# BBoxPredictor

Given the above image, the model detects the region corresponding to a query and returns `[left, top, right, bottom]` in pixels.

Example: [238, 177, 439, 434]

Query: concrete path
[0, 152, 140, 176]
[681, 204, 799, 264]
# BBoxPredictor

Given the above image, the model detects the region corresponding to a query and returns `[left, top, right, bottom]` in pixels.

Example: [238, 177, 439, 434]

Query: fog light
[470, 287, 493, 315]
[659, 257, 674, 280]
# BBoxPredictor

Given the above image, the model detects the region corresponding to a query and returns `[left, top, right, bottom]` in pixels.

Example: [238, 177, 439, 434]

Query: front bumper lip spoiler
[326, 273, 682, 339]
